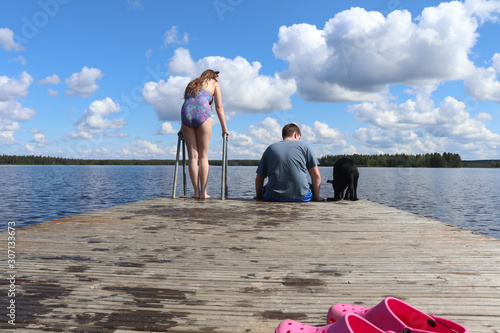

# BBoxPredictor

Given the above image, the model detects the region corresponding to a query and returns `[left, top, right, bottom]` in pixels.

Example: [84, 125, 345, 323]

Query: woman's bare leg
[195, 118, 212, 199]
[181, 124, 200, 198]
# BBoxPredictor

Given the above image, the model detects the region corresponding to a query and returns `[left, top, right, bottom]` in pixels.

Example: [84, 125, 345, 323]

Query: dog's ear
[327, 180, 333, 183]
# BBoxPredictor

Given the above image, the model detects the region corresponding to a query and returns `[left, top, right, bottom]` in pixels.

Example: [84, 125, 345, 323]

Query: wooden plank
[1, 198, 499, 332]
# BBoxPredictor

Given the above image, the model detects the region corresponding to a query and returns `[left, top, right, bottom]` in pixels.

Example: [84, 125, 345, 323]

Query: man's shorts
[263, 188, 313, 202]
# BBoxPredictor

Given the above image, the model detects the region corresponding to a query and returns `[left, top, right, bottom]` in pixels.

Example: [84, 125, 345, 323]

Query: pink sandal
[327, 297, 468, 333]
[275, 313, 394, 333]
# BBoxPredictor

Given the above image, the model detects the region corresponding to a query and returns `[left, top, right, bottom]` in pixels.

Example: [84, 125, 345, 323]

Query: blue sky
[1, 0, 500, 161]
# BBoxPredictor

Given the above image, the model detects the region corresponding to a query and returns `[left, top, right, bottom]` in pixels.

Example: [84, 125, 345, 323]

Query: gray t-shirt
[256, 140, 319, 200]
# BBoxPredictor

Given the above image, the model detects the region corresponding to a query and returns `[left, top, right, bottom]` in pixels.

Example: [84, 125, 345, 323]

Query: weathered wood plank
[1, 198, 499, 332]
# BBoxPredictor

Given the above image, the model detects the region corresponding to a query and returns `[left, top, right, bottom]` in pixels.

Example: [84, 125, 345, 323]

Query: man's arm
[308, 165, 324, 201]
[254, 173, 265, 200]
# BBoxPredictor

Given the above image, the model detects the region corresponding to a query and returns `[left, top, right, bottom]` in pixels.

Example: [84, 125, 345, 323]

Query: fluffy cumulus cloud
[30, 133, 50, 147]
[247, 117, 283, 145]
[156, 122, 178, 135]
[465, 61, 500, 101]
[0, 28, 24, 52]
[39, 74, 61, 85]
[164, 26, 189, 47]
[71, 97, 127, 139]
[47, 88, 59, 97]
[266, 0, 500, 158]
[0, 72, 33, 101]
[0, 72, 35, 145]
[349, 87, 500, 155]
[272, 0, 500, 102]
[242, 118, 350, 158]
[116, 140, 177, 159]
[143, 48, 296, 121]
[143, 75, 191, 121]
[66, 67, 104, 97]
[224, 130, 264, 159]
[300, 121, 346, 144]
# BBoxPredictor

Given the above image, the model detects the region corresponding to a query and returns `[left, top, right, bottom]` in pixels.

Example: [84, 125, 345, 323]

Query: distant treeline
[0, 155, 177, 166]
[1, 153, 499, 168]
[318, 153, 464, 168]
[462, 160, 500, 168]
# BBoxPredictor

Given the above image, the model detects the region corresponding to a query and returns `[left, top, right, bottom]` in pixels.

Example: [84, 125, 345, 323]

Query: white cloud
[39, 74, 61, 85]
[464, 0, 500, 24]
[127, 0, 143, 9]
[30, 133, 50, 147]
[465, 66, 500, 101]
[349, 87, 500, 155]
[47, 88, 59, 97]
[0, 100, 36, 123]
[244, 119, 349, 158]
[0, 72, 33, 101]
[143, 75, 190, 121]
[168, 48, 198, 77]
[229, 131, 254, 147]
[12, 55, 26, 65]
[0, 100, 36, 145]
[0, 131, 16, 145]
[164, 26, 189, 47]
[114, 140, 177, 159]
[144, 48, 297, 121]
[272, 1, 500, 102]
[156, 122, 178, 135]
[493, 53, 500, 72]
[247, 117, 283, 145]
[145, 48, 152, 63]
[65, 67, 104, 97]
[0, 72, 35, 144]
[0, 28, 24, 52]
[476, 112, 493, 121]
[300, 121, 346, 144]
[71, 97, 127, 139]
[131, 140, 163, 153]
[226, 130, 266, 159]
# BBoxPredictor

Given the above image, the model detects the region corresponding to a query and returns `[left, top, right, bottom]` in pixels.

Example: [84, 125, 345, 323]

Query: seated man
[254, 123, 324, 202]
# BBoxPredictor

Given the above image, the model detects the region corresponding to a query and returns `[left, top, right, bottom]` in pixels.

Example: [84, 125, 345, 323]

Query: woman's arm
[213, 82, 229, 139]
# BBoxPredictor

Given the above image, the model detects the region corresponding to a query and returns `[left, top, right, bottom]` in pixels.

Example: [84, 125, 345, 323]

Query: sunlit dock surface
[1, 198, 499, 332]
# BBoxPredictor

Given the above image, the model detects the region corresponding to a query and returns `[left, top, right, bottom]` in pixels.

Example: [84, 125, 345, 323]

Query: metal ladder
[172, 132, 228, 200]
[172, 133, 187, 198]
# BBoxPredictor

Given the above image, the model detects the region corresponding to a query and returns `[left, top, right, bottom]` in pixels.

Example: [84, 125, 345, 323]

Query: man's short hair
[282, 123, 301, 139]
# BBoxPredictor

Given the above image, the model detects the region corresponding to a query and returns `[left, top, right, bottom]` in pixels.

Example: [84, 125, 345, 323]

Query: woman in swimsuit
[181, 69, 229, 200]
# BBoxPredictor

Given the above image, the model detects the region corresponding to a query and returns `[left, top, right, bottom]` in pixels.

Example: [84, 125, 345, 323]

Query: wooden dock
[2, 198, 500, 332]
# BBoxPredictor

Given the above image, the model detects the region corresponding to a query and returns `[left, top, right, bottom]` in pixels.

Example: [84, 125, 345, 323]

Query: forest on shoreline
[1, 153, 499, 168]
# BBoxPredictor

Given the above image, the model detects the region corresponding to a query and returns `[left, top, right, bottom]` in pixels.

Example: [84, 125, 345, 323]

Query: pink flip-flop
[327, 297, 468, 333]
[275, 313, 394, 333]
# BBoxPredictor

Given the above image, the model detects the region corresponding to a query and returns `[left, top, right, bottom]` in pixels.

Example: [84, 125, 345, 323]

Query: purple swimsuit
[181, 89, 213, 128]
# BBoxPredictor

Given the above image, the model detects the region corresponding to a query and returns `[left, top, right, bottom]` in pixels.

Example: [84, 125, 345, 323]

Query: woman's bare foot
[200, 194, 211, 200]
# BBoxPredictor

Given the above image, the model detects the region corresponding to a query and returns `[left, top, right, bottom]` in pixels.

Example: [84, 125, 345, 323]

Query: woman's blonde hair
[184, 69, 219, 98]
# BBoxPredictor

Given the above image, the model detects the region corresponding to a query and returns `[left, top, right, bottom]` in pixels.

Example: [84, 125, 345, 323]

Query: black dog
[327, 157, 359, 201]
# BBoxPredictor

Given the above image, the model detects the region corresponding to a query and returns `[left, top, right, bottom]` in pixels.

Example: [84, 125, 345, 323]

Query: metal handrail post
[221, 133, 228, 200]
[182, 136, 187, 197]
[172, 133, 182, 198]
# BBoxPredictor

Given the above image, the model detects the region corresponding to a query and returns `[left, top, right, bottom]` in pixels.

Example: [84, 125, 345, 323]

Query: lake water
[0, 165, 499, 239]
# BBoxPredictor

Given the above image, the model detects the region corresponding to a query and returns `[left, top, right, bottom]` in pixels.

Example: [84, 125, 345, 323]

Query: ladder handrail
[172, 133, 186, 199]
[174, 132, 227, 200]
[221, 133, 228, 200]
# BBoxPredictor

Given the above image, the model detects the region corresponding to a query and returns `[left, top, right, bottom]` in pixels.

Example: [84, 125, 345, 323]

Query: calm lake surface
[0, 165, 499, 238]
